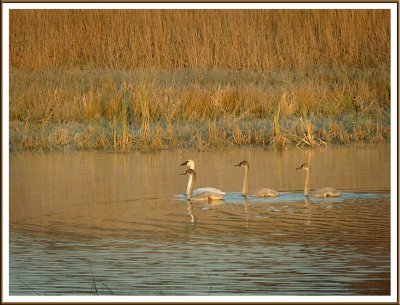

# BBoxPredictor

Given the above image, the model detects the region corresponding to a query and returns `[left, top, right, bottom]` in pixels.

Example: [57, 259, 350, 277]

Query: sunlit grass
[9, 68, 390, 151]
[10, 10, 389, 71]
[9, 10, 390, 151]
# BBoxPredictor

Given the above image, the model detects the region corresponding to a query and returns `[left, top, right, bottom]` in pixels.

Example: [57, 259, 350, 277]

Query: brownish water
[9, 145, 391, 296]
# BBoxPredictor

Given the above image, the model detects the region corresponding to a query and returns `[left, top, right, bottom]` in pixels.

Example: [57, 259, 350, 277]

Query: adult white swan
[180, 169, 225, 201]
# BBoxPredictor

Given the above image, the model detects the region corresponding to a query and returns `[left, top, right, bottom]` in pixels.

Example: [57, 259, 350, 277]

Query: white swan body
[235, 160, 279, 197]
[180, 169, 225, 201]
[296, 163, 342, 198]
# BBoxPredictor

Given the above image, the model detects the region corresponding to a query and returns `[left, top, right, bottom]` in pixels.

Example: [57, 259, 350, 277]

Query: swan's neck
[186, 174, 195, 199]
[304, 168, 311, 196]
[242, 165, 249, 196]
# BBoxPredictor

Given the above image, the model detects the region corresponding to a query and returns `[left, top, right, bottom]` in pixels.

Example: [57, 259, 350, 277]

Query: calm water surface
[9, 145, 391, 296]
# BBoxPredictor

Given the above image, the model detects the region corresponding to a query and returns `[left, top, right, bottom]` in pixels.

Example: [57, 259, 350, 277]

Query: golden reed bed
[9, 10, 390, 151]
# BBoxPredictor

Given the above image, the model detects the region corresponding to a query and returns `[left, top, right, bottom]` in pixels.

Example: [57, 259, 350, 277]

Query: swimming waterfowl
[180, 169, 225, 201]
[296, 162, 342, 198]
[235, 160, 279, 197]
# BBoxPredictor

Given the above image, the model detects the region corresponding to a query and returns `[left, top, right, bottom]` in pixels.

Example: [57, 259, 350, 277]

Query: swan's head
[235, 160, 249, 168]
[179, 168, 196, 177]
[296, 162, 310, 171]
[181, 159, 195, 169]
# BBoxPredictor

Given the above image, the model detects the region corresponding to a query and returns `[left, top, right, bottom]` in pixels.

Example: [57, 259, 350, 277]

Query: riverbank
[9, 111, 390, 152]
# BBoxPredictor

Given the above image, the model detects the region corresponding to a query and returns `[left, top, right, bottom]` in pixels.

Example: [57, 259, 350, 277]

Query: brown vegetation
[10, 10, 389, 71]
[9, 10, 390, 151]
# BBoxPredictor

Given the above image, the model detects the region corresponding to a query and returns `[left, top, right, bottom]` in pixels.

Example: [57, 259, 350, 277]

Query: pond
[9, 145, 391, 296]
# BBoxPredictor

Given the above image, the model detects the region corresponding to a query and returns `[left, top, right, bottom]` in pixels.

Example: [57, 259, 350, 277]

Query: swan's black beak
[235, 163, 241, 167]
[179, 172, 186, 175]
[180, 161, 188, 166]
[296, 165, 302, 170]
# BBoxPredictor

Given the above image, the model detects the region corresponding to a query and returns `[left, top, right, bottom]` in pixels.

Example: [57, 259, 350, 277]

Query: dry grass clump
[9, 67, 390, 152]
[10, 67, 389, 123]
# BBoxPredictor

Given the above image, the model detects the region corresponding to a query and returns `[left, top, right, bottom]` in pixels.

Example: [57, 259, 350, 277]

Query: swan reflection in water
[304, 197, 312, 226]
[187, 201, 196, 224]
